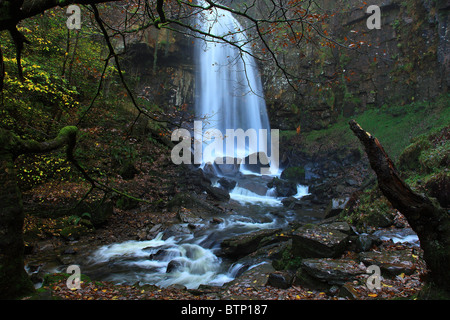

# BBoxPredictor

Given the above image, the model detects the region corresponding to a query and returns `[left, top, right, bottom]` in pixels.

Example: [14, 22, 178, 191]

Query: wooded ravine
[0, 0, 449, 302]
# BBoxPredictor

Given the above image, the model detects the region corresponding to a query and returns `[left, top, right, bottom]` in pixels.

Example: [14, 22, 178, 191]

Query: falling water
[71, 2, 310, 290]
[194, 0, 271, 164]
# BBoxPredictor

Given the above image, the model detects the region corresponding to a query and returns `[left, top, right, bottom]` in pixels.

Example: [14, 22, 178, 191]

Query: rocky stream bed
[22, 158, 428, 300]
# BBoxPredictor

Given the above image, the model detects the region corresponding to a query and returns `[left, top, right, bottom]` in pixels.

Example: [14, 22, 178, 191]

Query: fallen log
[349, 120, 450, 291]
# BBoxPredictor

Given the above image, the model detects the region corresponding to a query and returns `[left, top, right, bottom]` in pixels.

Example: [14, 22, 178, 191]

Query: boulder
[221, 228, 281, 258]
[281, 196, 302, 209]
[217, 177, 237, 191]
[292, 223, 350, 258]
[267, 271, 294, 289]
[355, 234, 374, 252]
[298, 258, 367, 286]
[359, 249, 417, 276]
[205, 185, 230, 201]
[267, 177, 297, 197]
[166, 259, 186, 273]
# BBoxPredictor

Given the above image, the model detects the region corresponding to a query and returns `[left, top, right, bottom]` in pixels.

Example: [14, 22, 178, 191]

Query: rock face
[262, 0, 449, 131]
[292, 223, 351, 258]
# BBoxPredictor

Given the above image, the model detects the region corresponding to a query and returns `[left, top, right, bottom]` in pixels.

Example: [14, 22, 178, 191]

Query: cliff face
[122, 0, 449, 132]
[122, 27, 197, 110]
[263, 0, 449, 131]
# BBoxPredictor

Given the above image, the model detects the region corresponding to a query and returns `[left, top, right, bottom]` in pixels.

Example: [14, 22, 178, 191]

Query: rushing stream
[82, 180, 311, 289]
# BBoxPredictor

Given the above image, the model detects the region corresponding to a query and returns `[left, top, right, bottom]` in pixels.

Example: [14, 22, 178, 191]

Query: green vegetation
[302, 93, 450, 161]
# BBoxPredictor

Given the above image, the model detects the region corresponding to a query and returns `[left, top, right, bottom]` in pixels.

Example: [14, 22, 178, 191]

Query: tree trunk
[0, 151, 35, 299]
[349, 120, 450, 291]
[0, 126, 77, 299]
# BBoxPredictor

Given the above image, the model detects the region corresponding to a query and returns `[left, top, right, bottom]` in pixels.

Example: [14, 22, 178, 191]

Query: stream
[78, 175, 313, 289]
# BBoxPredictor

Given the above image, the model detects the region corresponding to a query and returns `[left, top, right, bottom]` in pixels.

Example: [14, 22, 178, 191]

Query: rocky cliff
[263, 0, 449, 131]
[121, 0, 449, 133]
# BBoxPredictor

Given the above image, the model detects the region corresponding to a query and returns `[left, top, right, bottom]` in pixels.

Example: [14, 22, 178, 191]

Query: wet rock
[167, 192, 223, 216]
[177, 209, 202, 224]
[221, 228, 281, 258]
[324, 197, 350, 219]
[237, 180, 268, 196]
[299, 258, 367, 286]
[281, 196, 303, 209]
[267, 177, 297, 197]
[205, 185, 230, 201]
[210, 217, 224, 224]
[226, 262, 275, 288]
[292, 224, 350, 258]
[149, 249, 180, 261]
[359, 249, 417, 276]
[355, 234, 374, 252]
[187, 168, 212, 189]
[323, 221, 353, 235]
[166, 259, 186, 273]
[214, 157, 241, 176]
[268, 271, 294, 289]
[241, 152, 270, 174]
[149, 224, 163, 235]
[309, 182, 332, 203]
[217, 177, 237, 191]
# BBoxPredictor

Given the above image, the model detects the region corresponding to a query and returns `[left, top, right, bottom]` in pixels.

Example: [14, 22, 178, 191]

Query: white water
[195, 0, 272, 168]
[83, 2, 312, 290]
[229, 184, 309, 206]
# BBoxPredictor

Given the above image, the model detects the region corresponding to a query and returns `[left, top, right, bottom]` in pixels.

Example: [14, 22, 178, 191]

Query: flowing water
[61, 2, 312, 289]
[194, 0, 273, 168]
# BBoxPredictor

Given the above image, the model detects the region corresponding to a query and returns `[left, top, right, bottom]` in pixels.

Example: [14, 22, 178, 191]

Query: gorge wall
[121, 0, 449, 133]
[263, 0, 450, 131]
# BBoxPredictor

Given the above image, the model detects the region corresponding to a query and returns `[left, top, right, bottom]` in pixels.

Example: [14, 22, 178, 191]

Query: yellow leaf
[368, 293, 378, 297]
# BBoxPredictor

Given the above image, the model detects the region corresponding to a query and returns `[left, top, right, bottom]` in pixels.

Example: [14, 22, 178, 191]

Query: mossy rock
[398, 138, 431, 172]
[280, 166, 306, 184]
[42, 272, 92, 287]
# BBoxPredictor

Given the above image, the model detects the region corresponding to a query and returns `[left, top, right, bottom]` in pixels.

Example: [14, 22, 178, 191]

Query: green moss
[280, 166, 305, 183]
[272, 244, 303, 271]
[300, 93, 450, 161]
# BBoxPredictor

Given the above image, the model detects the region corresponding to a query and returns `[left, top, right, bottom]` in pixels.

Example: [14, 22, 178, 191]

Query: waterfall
[194, 1, 271, 165]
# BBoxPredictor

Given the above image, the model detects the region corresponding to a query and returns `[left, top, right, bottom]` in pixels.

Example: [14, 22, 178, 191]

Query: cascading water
[76, 2, 310, 290]
[194, 0, 271, 165]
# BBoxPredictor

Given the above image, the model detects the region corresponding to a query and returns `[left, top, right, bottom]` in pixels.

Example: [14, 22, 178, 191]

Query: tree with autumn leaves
[0, 0, 448, 299]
